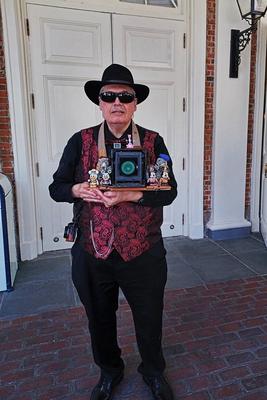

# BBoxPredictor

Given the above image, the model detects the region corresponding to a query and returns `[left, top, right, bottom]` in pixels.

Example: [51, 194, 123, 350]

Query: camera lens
[121, 160, 136, 175]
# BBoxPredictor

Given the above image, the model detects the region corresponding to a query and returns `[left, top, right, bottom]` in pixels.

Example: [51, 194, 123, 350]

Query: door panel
[27, 4, 112, 251]
[113, 14, 186, 236]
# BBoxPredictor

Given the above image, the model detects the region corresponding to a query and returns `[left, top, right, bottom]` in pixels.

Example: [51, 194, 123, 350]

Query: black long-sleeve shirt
[49, 122, 177, 208]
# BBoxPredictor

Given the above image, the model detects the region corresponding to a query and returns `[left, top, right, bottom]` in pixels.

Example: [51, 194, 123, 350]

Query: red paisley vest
[79, 126, 163, 261]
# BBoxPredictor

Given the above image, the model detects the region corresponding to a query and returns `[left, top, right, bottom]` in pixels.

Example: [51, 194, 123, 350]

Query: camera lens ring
[121, 160, 135, 175]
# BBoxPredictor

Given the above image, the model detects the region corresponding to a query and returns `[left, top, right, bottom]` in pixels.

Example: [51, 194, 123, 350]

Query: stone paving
[1, 276, 267, 399]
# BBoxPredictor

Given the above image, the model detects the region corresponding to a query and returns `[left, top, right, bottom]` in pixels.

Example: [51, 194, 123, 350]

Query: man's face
[99, 84, 137, 129]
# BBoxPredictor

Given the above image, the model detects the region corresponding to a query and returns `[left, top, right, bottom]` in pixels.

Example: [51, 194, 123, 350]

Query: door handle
[265, 163, 267, 178]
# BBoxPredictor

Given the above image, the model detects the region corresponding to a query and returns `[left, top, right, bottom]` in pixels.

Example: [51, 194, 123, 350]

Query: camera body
[110, 148, 147, 187]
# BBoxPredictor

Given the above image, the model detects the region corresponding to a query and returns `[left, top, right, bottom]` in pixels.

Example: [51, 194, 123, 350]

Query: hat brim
[84, 80, 149, 105]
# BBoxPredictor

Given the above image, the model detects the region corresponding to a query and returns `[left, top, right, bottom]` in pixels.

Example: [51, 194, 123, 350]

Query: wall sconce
[230, 0, 267, 78]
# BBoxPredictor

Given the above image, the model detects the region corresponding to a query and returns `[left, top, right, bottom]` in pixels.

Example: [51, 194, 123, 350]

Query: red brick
[178, 392, 211, 400]
[18, 375, 54, 392]
[37, 385, 71, 400]
[197, 358, 227, 373]
[239, 327, 264, 338]
[219, 366, 250, 381]
[256, 346, 267, 358]
[188, 375, 219, 391]
[1, 369, 34, 384]
[233, 338, 259, 351]
[250, 360, 267, 374]
[169, 366, 197, 380]
[218, 322, 242, 333]
[192, 327, 220, 339]
[226, 352, 256, 366]
[242, 373, 267, 391]
[38, 339, 68, 353]
[0, 386, 16, 398]
[211, 383, 243, 398]
[240, 392, 267, 400]
[57, 366, 89, 383]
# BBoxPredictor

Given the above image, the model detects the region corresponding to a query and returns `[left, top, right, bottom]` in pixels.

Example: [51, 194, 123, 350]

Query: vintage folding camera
[111, 148, 147, 187]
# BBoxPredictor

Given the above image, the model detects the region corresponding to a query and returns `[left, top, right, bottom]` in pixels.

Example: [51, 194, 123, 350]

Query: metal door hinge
[182, 214, 185, 225]
[31, 93, 35, 109]
[36, 162, 40, 177]
[26, 18, 30, 36]
[183, 33, 186, 49]
[40, 227, 43, 241]
[183, 98, 186, 112]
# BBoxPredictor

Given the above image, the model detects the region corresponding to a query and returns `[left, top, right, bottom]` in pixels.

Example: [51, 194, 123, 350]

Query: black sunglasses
[99, 91, 136, 104]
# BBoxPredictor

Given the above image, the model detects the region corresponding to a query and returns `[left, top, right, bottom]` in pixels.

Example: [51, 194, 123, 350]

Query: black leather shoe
[143, 375, 174, 400]
[90, 372, 123, 400]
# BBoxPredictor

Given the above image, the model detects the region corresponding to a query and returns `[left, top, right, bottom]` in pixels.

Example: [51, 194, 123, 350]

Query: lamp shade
[236, 0, 267, 19]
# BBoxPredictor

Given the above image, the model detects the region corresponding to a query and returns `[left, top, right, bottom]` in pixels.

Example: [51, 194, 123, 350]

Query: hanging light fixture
[229, 0, 267, 78]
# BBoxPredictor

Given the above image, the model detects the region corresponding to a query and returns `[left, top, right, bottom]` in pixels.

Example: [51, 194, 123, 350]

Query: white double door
[27, 4, 187, 252]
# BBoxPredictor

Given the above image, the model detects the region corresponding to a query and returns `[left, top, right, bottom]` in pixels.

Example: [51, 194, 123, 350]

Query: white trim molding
[21, 0, 185, 20]
[250, 19, 267, 232]
[1, 0, 206, 259]
[187, 0, 206, 239]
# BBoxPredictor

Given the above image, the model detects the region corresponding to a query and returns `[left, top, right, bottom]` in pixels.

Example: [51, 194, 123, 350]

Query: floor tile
[216, 236, 266, 254]
[190, 254, 256, 283]
[166, 259, 205, 289]
[233, 250, 267, 274]
[0, 279, 76, 318]
[16, 256, 71, 283]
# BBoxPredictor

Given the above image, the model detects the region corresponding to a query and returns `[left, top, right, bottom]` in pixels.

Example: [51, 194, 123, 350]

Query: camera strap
[97, 121, 141, 158]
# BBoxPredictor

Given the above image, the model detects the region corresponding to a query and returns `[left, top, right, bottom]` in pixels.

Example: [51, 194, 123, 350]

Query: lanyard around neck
[97, 121, 141, 158]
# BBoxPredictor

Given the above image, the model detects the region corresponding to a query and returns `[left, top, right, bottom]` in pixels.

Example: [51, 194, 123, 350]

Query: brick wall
[245, 31, 257, 219]
[204, 0, 216, 223]
[0, 8, 14, 183]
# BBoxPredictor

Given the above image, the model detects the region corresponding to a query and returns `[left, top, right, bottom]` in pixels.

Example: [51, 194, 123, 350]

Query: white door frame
[0, 0, 206, 260]
[250, 19, 267, 232]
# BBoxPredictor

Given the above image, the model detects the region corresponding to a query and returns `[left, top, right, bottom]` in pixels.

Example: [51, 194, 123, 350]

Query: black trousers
[71, 240, 167, 378]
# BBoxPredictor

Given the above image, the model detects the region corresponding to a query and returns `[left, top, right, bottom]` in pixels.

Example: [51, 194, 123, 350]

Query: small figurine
[159, 164, 170, 185]
[96, 157, 112, 186]
[126, 134, 134, 148]
[153, 155, 170, 186]
[100, 171, 111, 186]
[154, 157, 167, 180]
[147, 165, 158, 185]
[88, 168, 99, 187]
[96, 157, 110, 173]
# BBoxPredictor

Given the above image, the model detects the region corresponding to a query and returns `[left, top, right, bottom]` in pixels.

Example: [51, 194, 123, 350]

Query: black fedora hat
[84, 64, 149, 105]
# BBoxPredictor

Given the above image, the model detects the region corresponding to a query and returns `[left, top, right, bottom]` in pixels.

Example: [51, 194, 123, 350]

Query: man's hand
[71, 183, 104, 204]
[102, 190, 143, 208]
[71, 183, 143, 207]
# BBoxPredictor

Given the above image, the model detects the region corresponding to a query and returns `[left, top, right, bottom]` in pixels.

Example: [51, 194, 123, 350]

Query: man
[49, 64, 177, 400]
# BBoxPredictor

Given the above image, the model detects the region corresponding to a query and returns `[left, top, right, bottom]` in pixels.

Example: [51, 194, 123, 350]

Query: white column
[187, 0, 207, 239]
[207, 0, 251, 239]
